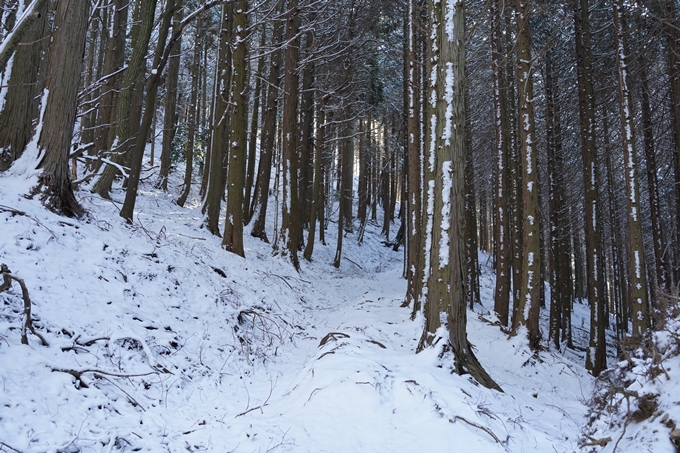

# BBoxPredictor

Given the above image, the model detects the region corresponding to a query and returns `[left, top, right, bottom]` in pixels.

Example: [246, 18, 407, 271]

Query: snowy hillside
[1, 159, 669, 453]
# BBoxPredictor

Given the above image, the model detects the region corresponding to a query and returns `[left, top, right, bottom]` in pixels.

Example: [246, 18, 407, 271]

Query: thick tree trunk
[421, 0, 500, 391]
[574, 0, 605, 375]
[513, 0, 541, 349]
[35, 0, 90, 217]
[613, 0, 649, 337]
[222, 0, 248, 257]
[0, 0, 46, 171]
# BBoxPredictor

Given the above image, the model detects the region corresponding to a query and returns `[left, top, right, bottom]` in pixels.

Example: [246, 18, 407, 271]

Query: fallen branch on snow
[51, 367, 158, 389]
[0, 264, 48, 346]
[453, 415, 503, 444]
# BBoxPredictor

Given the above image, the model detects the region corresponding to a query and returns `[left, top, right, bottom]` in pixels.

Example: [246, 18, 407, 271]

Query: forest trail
[0, 170, 593, 453]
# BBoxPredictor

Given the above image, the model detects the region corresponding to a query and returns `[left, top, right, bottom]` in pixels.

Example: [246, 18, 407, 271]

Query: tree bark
[574, 0, 605, 375]
[0, 0, 46, 171]
[491, 0, 510, 326]
[34, 0, 90, 217]
[158, 0, 184, 191]
[613, 0, 649, 337]
[202, 3, 233, 236]
[222, 0, 248, 257]
[513, 0, 541, 349]
[177, 18, 202, 208]
[250, 0, 285, 242]
[278, 0, 301, 270]
[92, 0, 158, 199]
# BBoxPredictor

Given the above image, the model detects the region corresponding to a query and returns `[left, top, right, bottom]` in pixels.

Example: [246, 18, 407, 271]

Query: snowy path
[0, 171, 593, 453]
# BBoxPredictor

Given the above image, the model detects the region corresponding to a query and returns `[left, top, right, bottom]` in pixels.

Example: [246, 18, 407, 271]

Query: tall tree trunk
[34, 0, 91, 217]
[544, 51, 569, 349]
[513, 0, 541, 349]
[0, 0, 47, 171]
[640, 63, 667, 291]
[575, 0, 605, 375]
[92, 0, 157, 199]
[491, 0, 510, 325]
[613, 0, 649, 337]
[405, 0, 423, 314]
[244, 28, 266, 223]
[665, 0, 680, 282]
[298, 52, 315, 234]
[158, 0, 184, 191]
[279, 0, 301, 270]
[421, 0, 501, 391]
[119, 0, 175, 222]
[465, 89, 480, 309]
[0, 0, 48, 74]
[304, 98, 325, 261]
[222, 0, 248, 257]
[334, 113, 353, 268]
[202, 3, 233, 236]
[92, 0, 129, 167]
[250, 0, 285, 242]
[177, 17, 203, 208]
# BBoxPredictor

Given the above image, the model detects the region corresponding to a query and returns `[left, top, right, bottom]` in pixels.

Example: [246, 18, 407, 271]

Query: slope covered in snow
[0, 161, 602, 453]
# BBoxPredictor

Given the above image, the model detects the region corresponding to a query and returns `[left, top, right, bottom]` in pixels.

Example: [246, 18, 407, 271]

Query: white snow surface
[0, 161, 613, 453]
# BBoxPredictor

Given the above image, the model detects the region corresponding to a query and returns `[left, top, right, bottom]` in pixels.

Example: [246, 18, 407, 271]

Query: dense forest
[2, 0, 680, 451]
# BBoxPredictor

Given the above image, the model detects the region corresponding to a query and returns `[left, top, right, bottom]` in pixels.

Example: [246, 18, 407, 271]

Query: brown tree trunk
[575, 0, 605, 375]
[0, 0, 47, 171]
[244, 28, 266, 224]
[92, 0, 157, 198]
[222, 0, 248, 257]
[35, 0, 91, 217]
[177, 18, 203, 208]
[279, 0, 301, 269]
[91, 0, 129, 168]
[304, 98, 325, 261]
[491, 0, 510, 325]
[640, 63, 668, 291]
[119, 0, 175, 222]
[613, 0, 649, 337]
[157, 0, 184, 191]
[250, 0, 285, 242]
[513, 0, 541, 349]
[202, 3, 233, 236]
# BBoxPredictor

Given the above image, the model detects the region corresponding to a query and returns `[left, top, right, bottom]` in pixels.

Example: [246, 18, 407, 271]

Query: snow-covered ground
[2, 152, 670, 452]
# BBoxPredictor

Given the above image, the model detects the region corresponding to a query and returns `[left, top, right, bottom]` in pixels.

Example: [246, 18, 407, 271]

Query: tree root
[0, 264, 49, 346]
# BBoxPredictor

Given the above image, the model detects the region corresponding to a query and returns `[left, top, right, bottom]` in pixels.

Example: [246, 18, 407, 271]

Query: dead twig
[0, 441, 24, 453]
[0, 264, 49, 346]
[454, 415, 502, 444]
[0, 205, 56, 239]
[344, 257, 363, 269]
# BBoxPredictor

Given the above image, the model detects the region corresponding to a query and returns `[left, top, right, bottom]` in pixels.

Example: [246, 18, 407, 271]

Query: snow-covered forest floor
[1, 152, 679, 453]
